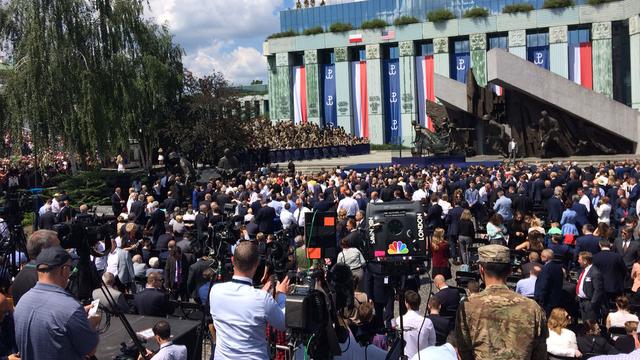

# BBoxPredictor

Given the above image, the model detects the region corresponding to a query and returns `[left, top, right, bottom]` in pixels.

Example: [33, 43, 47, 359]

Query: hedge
[427, 8, 455, 22]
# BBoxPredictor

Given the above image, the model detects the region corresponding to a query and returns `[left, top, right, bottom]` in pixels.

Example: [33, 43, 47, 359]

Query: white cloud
[186, 41, 268, 85]
[146, 0, 285, 83]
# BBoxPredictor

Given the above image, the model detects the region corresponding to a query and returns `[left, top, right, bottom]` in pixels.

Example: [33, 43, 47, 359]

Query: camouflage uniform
[456, 245, 548, 360]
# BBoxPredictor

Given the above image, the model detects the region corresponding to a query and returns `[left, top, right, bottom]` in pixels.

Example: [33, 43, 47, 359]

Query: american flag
[381, 29, 395, 40]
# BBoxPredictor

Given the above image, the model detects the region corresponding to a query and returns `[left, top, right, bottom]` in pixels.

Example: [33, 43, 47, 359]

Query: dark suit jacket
[426, 203, 444, 230]
[613, 237, 640, 270]
[147, 209, 166, 234]
[434, 287, 461, 322]
[427, 314, 451, 346]
[111, 193, 124, 216]
[187, 258, 215, 299]
[513, 194, 532, 215]
[130, 201, 145, 224]
[574, 234, 602, 263]
[445, 206, 463, 237]
[547, 197, 564, 223]
[133, 288, 173, 317]
[521, 261, 543, 277]
[164, 253, 189, 291]
[254, 206, 276, 234]
[571, 203, 589, 228]
[579, 265, 604, 306]
[38, 212, 57, 230]
[593, 250, 627, 294]
[535, 259, 565, 312]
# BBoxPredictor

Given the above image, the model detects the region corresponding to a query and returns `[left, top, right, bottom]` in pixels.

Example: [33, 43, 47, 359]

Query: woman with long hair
[596, 196, 612, 226]
[486, 213, 507, 246]
[458, 209, 475, 265]
[509, 210, 527, 249]
[547, 308, 581, 358]
[430, 228, 451, 280]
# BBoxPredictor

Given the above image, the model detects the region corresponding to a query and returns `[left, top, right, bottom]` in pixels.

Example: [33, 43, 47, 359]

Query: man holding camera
[456, 245, 548, 360]
[210, 241, 290, 360]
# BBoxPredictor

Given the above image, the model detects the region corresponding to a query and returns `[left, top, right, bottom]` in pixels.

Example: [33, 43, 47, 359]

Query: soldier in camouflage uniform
[456, 245, 548, 360]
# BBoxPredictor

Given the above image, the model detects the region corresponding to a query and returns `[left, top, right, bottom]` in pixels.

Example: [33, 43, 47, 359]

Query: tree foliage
[160, 70, 249, 166]
[0, 0, 183, 170]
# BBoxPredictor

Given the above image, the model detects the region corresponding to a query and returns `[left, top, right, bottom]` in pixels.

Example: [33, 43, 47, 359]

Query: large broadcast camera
[54, 210, 117, 300]
[265, 227, 297, 281]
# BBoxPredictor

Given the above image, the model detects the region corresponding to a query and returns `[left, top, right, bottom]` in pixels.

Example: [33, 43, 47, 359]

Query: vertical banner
[415, 55, 436, 132]
[528, 45, 549, 70]
[569, 42, 593, 90]
[292, 66, 308, 124]
[322, 64, 337, 127]
[383, 59, 401, 145]
[350, 61, 368, 138]
[453, 52, 470, 83]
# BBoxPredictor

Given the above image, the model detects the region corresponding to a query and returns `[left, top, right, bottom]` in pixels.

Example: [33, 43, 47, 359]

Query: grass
[329, 22, 353, 33]
[427, 8, 455, 22]
[393, 16, 420, 26]
[502, 3, 535, 13]
[463, 7, 490, 18]
[303, 26, 324, 36]
[360, 19, 388, 30]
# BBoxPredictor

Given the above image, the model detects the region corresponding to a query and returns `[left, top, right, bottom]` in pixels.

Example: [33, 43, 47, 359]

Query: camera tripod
[0, 222, 29, 288]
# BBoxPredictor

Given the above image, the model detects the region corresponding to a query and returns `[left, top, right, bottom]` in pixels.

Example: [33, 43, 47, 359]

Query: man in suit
[130, 194, 146, 225]
[576, 251, 604, 321]
[521, 251, 543, 278]
[187, 254, 215, 302]
[155, 226, 174, 251]
[146, 202, 166, 245]
[342, 219, 363, 249]
[433, 275, 461, 328]
[164, 246, 189, 301]
[574, 224, 602, 265]
[38, 206, 57, 230]
[426, 195, 444, 230]
[445, 202, 464, 261]
[570, 196, 589, 229]
[163, 191, 178, 215]
[535, 251, 565, 314]
[56, 199, 74, 223]
[134, 272, 174, 317]
[546, 188, 564, 223]
[111, 187, 125, 218]
[593, 239, 627, 306]
[613, 225, 640, 271]
[427, 296, 451, 346]
[254, 199, 276, 234]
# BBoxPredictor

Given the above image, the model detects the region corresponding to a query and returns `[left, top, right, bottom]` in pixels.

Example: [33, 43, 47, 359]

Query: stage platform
[276, 151, 640, 174]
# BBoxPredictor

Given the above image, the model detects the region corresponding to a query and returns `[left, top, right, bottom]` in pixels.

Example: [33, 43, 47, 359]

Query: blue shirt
[493, 195, 513, 221]
[210, 276, 286, 360]
[152, 341, 187, 360]
[464, 188, 479, 207]
[14, 282, 99, 360]
[515, 276, 537, 297]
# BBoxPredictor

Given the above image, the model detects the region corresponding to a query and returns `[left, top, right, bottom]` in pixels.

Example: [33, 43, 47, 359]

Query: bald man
[433, 274, 461, 327]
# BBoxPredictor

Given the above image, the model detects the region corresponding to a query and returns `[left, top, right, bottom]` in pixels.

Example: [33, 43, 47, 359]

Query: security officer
[456, 245, 548, 360]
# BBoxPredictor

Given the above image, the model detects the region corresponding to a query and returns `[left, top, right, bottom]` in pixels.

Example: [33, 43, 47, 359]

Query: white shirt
[412, 189, 428, 202]
[438, 200, 452, 218]
[337, 196, 359, 217]
[609, 310, 639, 329]
[597, 203, 612, 225]
[577, 265, 592, 299]
[106, 250, 119, 275]
[279, 209, 296, 229]
[580, 194, 591, 213]
[292, 207, 311, 227]
[92, 241, 107, 271]
[393, 310, 436, 359]
[410, 343, 457, 360]
[51, 198, 61, 213]
[508, 141, 516, 152]
[210, 276, 285, 360]
[546, 328, 579, 358]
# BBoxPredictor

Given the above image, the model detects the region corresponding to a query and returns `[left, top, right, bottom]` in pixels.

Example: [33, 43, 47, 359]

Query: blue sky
[146, 0, 297, 85]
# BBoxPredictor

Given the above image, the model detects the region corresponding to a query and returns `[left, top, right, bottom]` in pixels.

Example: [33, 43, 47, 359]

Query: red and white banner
[349, 34, 363, 43]
[351, 61, 368, 138]
[292, 66, 307, 124]
[493, 84, 504, 96]
[416, 55, 435, 132]
[569, 42, 592, 90]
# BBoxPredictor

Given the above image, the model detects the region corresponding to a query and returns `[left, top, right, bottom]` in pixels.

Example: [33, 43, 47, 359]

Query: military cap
[478, 244, 510, 264]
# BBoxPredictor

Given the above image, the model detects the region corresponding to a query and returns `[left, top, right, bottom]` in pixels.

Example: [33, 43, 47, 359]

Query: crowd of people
[245, 118, 369, 150]
[6, 158, 640, 359]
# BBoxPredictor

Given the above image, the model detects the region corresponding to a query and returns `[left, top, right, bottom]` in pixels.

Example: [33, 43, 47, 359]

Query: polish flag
[292, 66, 307, 124]
[569, 42, 593, 90]
[421, 55, 435, 132]
[352, 61, 369, 138]
[493, 85, 504, 96]
[349, 34, 363, 43]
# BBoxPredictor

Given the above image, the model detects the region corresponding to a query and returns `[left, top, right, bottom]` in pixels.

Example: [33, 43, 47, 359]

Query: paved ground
[276, 151, 640, 173]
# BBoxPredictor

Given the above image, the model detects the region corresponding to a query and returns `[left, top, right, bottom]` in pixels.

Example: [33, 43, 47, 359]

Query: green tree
[0, 0, 183, 171]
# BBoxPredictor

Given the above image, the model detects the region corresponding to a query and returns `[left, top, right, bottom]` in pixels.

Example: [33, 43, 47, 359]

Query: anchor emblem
[388, 64, 397, 76]
[391, 119, 398, 131]
[325, 68, 334, 80]
[326, 95, 334, 106]
[390, 92, 398, 103]
[534, 52, 544, 65]
[457, 58, 466, 71]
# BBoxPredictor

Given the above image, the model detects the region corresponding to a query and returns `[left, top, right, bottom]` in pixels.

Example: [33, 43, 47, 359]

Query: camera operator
[137, 320, 187, 360]
[10, 230, 60, 305]
[209, 241, 290, 360]
[14, 246, 101, 359]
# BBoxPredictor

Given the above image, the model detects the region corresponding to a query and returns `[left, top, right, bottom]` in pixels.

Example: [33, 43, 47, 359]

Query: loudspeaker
[365, 201, 427, 261]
